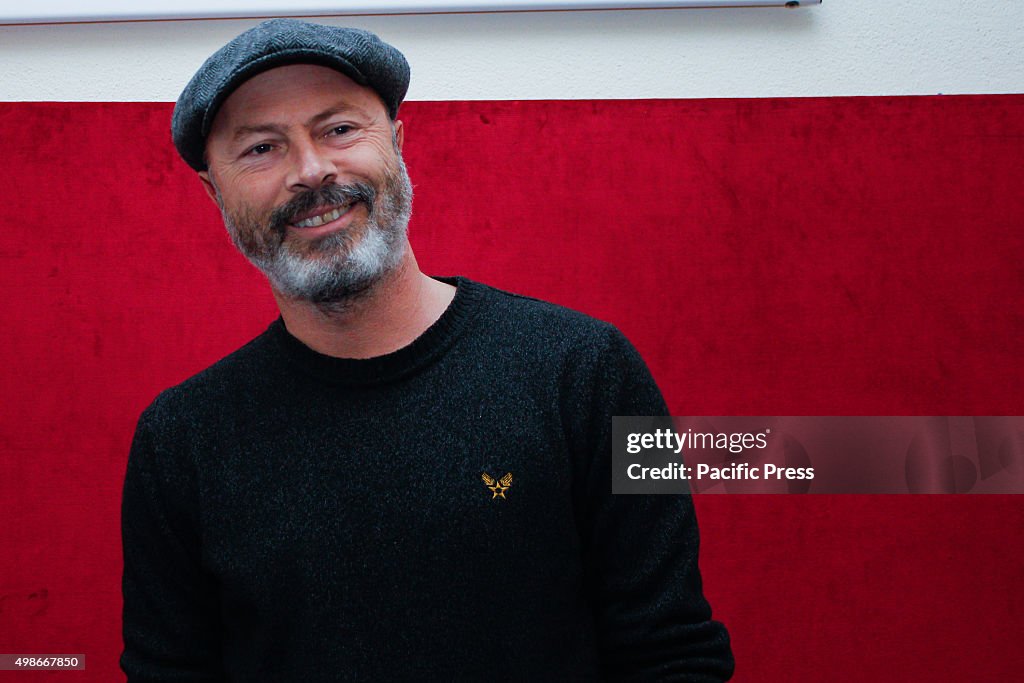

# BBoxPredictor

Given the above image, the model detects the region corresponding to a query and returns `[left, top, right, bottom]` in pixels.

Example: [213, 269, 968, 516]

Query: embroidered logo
[481, 472, 513, 499]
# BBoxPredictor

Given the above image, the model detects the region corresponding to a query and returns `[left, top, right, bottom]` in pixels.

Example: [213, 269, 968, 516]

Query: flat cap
[171, 18, 410, 171]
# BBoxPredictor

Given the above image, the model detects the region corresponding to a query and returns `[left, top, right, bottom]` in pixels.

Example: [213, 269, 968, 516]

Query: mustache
[267, 182, 377, 234]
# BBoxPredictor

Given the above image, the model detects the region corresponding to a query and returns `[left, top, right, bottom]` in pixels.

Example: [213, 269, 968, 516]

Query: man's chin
[259, 237, 404, 304]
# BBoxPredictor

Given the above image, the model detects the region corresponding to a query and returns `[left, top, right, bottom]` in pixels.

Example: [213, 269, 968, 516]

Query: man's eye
[247, 143, 273, 156]
[329, 125, 353, 136]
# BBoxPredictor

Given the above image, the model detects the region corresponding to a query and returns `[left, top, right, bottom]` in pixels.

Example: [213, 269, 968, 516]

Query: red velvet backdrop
[1, 95, 1022, 681]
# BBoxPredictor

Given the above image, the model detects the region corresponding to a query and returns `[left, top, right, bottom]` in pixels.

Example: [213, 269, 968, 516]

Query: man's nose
[286, 139, 338, 191]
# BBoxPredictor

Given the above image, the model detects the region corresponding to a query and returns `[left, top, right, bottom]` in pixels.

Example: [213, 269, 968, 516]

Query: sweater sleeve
[120, 401, 225, 682]
[571, 326, 734, 682]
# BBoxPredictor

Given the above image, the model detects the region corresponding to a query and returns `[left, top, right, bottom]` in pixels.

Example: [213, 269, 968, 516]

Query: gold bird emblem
[481, 471, 513, 499]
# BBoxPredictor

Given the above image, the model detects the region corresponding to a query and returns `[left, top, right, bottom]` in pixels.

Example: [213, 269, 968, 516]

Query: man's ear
[394, 119, 405, 152]
[198, 171, 219, 205]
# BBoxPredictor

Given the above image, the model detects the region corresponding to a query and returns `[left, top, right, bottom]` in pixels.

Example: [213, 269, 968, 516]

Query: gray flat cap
[171, 18, 410, 171]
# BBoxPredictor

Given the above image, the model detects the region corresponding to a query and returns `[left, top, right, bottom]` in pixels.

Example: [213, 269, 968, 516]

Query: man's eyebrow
[304, 103, 369, 128]
[231, 123, 285, 142]
[230, 104, 371, 142]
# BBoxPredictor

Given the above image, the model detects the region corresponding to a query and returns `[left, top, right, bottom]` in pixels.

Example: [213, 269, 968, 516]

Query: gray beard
[218, 155, 413, 308]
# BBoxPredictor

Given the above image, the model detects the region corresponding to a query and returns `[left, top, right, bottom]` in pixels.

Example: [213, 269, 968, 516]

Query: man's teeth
[293, 205, 350, 228]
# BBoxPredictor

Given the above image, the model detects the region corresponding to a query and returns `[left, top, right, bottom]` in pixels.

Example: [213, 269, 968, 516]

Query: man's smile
[287, 202, 361, 237]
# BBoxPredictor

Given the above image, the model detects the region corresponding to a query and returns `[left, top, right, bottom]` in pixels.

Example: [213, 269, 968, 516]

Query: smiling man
[202, 63, 417, 309]
[120, 18, 733, 682]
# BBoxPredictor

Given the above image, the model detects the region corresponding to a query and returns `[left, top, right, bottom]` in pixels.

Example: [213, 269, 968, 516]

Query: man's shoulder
[139, 320, 277, 429]
[469, 279, 668, 416]
[476, 280, 621, 345]
[459, 278, 650, 378]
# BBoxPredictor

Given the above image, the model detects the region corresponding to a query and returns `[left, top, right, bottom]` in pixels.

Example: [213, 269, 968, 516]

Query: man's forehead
[211, 64, 388, 135]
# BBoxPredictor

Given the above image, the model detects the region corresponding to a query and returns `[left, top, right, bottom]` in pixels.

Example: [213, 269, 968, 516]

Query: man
[121, 18, 733, 682]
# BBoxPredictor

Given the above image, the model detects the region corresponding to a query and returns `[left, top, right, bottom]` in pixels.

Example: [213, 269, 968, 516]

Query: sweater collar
[267, 276, 485, 387]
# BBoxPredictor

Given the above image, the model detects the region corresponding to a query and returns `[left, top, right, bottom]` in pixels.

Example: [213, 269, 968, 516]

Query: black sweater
[121, 277, 733, 681]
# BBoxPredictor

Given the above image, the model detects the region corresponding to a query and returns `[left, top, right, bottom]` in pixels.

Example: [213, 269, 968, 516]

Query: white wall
[0, 1, 1022, 101]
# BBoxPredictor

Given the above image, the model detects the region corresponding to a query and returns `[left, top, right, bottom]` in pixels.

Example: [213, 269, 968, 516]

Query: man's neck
[271, 248, 457, 360]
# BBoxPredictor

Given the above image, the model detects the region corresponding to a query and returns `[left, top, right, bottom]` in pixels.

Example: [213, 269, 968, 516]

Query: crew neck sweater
[121, 276, 733, 682]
